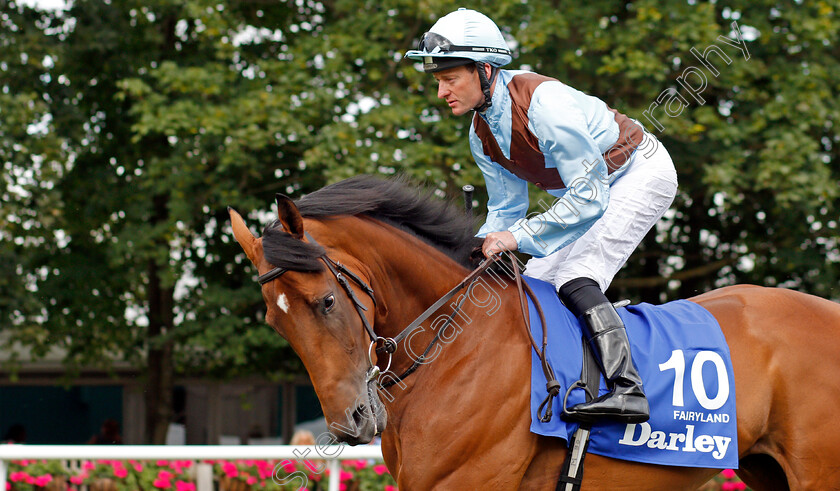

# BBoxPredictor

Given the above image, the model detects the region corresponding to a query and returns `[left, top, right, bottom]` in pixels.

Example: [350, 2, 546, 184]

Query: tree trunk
[145, 194, 175, 444]
[143, 12, 180, 445]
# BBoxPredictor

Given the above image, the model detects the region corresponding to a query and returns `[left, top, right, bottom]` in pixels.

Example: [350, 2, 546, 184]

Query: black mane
[262, 175, 480, 272]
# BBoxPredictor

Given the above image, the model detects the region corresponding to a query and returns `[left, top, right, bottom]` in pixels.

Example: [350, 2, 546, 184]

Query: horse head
[229, 194, 386, 445]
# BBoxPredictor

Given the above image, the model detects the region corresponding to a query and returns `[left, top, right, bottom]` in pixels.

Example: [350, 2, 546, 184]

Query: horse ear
[275, 193, 304, 240]
[229, 207, 260, 267]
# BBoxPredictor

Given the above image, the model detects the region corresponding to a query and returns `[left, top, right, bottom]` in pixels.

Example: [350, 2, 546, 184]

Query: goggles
[418, 31, 511, 56]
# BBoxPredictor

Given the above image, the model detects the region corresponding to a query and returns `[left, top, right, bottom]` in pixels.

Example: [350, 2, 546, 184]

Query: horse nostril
[353, 404, 369, 426]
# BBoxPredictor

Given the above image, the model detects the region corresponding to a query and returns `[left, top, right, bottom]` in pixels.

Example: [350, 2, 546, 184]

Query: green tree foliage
[1, 0, 838, 441]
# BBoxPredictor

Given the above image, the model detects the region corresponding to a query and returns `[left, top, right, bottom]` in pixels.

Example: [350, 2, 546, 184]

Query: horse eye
[322, 294, 336, 313]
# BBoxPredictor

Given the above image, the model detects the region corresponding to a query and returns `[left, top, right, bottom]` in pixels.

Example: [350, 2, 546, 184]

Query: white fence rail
[0, 445, 384, 491]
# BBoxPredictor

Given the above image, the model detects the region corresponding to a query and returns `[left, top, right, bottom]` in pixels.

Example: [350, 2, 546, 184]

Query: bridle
[258, 232, 389, 381]
[256, 231, 501, 380]
[257, 231, 562, 422]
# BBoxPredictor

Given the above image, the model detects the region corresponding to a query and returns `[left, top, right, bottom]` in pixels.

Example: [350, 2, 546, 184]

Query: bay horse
[229, 176, 840, 490]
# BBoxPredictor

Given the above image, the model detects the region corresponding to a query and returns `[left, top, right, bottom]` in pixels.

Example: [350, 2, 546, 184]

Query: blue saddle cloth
[525, 276, 738, 469]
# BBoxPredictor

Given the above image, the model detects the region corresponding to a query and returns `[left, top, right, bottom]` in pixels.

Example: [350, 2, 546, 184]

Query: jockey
[405, 8, 678, 423]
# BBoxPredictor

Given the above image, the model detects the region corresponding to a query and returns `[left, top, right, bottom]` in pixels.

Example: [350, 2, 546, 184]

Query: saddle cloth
[525, 276, 738, 469]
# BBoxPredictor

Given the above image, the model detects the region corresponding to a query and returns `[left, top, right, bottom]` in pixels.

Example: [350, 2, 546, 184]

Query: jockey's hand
[482, 231, 518, 257]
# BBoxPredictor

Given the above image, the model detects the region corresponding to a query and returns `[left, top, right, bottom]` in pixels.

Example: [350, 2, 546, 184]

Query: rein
[378, 253, 504, 387]
[257, 233, 561, 421]
[380, 252, 562, 422]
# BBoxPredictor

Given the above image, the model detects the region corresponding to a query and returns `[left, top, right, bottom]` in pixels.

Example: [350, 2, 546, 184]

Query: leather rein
[257, 232, 562, 422]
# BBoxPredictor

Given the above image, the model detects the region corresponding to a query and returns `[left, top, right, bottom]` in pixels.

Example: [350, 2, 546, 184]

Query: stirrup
[560, 381, 591, 423]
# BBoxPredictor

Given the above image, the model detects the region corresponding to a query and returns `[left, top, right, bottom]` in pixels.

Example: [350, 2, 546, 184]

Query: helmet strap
[473, 62, 499, 113]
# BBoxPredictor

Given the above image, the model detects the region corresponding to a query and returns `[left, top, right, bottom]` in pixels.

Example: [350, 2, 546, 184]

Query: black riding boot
[558, 278, 649, 424]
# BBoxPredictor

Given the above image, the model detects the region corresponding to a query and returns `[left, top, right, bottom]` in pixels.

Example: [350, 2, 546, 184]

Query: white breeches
[524, 140, 678, 292]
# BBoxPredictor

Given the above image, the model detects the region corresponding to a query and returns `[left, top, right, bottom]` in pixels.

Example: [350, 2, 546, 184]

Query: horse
[229, 175, 840, 490]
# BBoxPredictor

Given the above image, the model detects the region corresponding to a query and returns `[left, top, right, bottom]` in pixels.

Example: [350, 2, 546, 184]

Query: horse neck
[319, 216, 527, 361]
[308, 214, 529, 370]
[308, 216, 474, 328]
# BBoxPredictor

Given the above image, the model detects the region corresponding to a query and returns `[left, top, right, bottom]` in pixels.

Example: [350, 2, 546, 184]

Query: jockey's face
[434, 65, 485, 116]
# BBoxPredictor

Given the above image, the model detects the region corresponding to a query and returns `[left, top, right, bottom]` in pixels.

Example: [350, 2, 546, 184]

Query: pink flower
[175, 481, 196, 491]
[281, 460, 297, 473]
[720, 469, 736, 480]
[33, 475, 53, 487]
[83, 461, 96, 470]
[734, 482, 747, 490]
[157, 470, 174, 481]
[339, 470, 354, 481]
[339, 484, 347, 491]
[113, 467, 128, 478]
[157, 460, 170, 467]
[342, 459, 367, 470]
[70, 475, 85, 485]
[222, 462, 239, 478]
[153, 478, 172, 489]
[246, 476, 257, 485]
[133, 463, 144, 472]
[5, 482, 9, 490]
[9, 472, 28, 483]
[373, 464, 389, 475]
[385, 486, 398, 491]
[721, 483, 736, 491]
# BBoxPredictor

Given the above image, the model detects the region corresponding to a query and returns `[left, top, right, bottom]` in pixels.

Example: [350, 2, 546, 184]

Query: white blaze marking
[276, 293, 290, 313]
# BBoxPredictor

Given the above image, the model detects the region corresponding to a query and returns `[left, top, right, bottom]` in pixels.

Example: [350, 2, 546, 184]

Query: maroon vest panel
[472, 73, 644, 191]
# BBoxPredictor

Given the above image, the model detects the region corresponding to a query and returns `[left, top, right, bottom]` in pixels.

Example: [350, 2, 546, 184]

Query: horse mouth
[328, 379, 387, 445]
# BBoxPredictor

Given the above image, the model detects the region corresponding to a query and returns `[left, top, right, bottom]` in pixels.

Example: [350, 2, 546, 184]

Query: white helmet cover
[405, 8, 512, 72]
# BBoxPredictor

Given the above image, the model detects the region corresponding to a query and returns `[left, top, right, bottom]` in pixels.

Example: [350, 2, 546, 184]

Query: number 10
[659, 349, 730, 411]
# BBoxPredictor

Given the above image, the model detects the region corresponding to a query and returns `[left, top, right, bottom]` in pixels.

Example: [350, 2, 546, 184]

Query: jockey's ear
[229, 207, 260, 267]
[275, 193, 305, 240]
